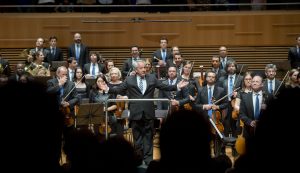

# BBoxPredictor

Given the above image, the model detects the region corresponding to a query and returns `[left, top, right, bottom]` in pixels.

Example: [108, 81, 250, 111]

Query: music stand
[51, 61, 67, 71]
[209, 118, 236, 157]
[76, 103, 105, 127]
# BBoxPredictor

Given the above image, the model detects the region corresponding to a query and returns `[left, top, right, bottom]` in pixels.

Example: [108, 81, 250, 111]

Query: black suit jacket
[239, 92, 268, 139]
[68, 43, 89, 68]
[194, 85, 228, 112]
[46, 47, 64, 63]
[83, 63, 105, 75]
[46, 78, 79, 109]
[217, 75, 243, 99]
[288, 46, 300, 68]
[108, 74, 177, 120]
[152, 49, 172, 78]
[262, 79, 281, 96]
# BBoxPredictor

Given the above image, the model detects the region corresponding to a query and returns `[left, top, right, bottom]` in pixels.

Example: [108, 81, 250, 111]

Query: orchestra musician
[157, 66, 190, 111]
[217, 60, 243, 151]
[122, 45, 141, 79]
[262, 64, 282, 98]
[240, 75, 268, 147]
[152, 37, 173, 79]
[285, 69, 299, 88]
[46, 66, 79, 159]
[193, 70, 228, 156]
[180, 60, 197, 110]
[25, 51, 50, 77]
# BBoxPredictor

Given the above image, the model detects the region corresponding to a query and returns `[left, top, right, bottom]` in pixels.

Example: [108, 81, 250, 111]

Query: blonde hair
[109, 67, 122, 79]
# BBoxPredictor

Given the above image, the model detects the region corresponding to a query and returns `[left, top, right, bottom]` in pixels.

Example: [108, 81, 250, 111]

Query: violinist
[217, 60, 243, 148]
[181, 60, 197, 110]
[233, 72, 253, 115]
[46, 66, 79, 158]
[193, 70, 228, 156]
[73, 67, 90, 103]
[262, 64, 281, 97]
[47, 66, 79, 118]
[284, 68, 299, 88]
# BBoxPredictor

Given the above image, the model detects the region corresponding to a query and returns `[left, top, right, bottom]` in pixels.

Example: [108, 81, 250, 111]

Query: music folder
[76, 103, 105, 126]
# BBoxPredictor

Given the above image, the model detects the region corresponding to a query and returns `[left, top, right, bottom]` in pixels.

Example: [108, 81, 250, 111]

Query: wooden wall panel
[0, 11, 299, 48]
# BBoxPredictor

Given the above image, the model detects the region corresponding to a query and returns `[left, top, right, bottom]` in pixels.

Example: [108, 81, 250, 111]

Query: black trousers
[130, 115, 154, 165]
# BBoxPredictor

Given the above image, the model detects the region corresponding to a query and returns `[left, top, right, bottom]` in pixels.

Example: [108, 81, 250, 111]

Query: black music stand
[209, 118, 236, 157]
[76, 103, 105, 127]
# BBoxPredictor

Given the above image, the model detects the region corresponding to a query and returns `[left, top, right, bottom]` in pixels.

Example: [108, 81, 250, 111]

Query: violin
[211, 97, 224, 133]
[60, 102, 74, 127]
[231, 99, 239, 120]
[115, 96, 125, 118]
